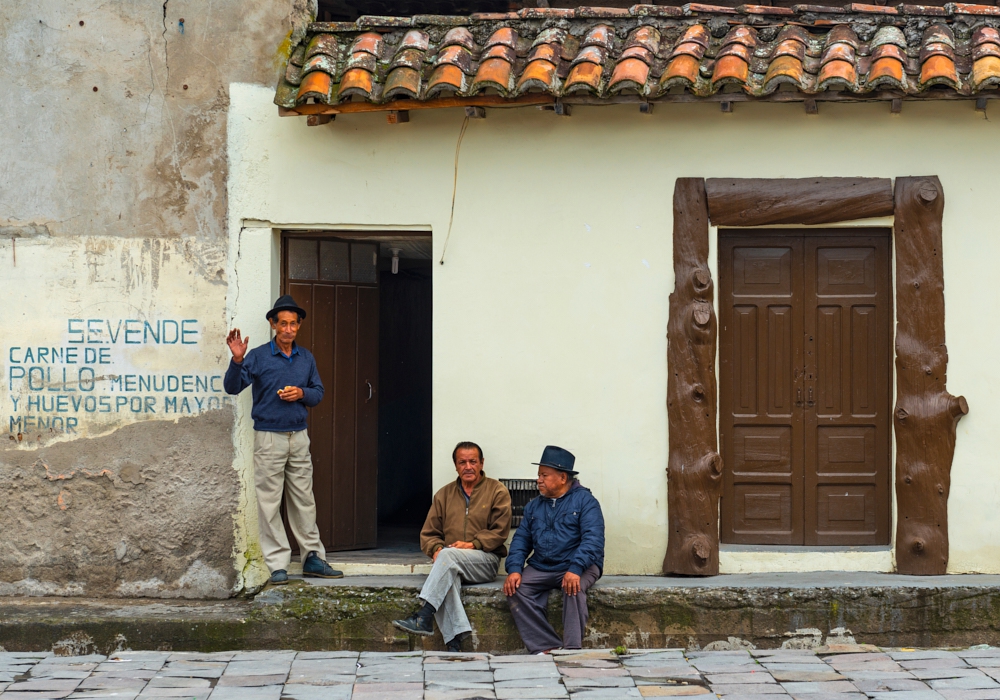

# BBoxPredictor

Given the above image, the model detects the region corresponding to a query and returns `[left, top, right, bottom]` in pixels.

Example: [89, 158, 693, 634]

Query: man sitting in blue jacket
[503, 446, 605, 654]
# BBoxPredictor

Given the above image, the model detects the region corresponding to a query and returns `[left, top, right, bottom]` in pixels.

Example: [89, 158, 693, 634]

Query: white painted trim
[245, 220, 433, 232]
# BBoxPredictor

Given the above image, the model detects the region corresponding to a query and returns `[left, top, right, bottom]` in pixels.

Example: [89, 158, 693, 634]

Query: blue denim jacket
[505, 480, 605, 577]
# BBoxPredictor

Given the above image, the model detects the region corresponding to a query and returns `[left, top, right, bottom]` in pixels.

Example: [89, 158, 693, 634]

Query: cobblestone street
[4, 646, 1000, 700]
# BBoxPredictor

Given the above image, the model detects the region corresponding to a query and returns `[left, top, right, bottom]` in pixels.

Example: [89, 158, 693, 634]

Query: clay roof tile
[973, 26, 1000, 46]
[301, 53, 338, 78]
[337, 68, 375, 100]
[343, 51, 377, 74]
[582, 24, 616, 50]
[482, 44, 517, 62]
[870, 25, 908, 48]
[564, 61, 605, 93]
[427, 63, 467, 95]
[534, 27, 569, 47]
[441, 27, 476, 51]
[572, 45, 608, 66]
[277, 11, 1000, 113]
[721, 25, 759, 48]
[659, 54, 702, 90]
[515, 57, 560, 93]
[678, 24, 711, 48]
[671, 41, 709, 60]
[384, 66, 422, 99]
[485, 27, 518, 49]
[305, 33, 340, 60]
[296, 70, 334, 104]
[435, 45, 475, 74]
[471, 57, 514, 94]
[389, 47, 425, 71]
[350, 32, 384, 56]
[818, 57, 858, 87]
[399, 29, 430, 52]
[608, 57, 652, 93]
[972, 55, 1000, 88]
[764, 54, 808, 91]
[826, 24, 861, 48]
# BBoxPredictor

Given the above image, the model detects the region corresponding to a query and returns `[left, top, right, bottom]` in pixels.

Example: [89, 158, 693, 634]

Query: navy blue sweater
[223, 340, 324, 432]
[505, 480, 605, 577]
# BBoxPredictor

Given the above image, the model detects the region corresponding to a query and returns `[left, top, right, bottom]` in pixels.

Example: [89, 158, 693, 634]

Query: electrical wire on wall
[438, 115, 470, 265]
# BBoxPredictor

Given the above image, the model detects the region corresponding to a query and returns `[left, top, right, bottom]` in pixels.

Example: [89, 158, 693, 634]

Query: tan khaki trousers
[253, 429, 326, 573]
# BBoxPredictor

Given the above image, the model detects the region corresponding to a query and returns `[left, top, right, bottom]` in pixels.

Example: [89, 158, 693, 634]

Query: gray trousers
[507, 564, 601, 653]
[419, 548, 500, 644]
[253, 430, 326, 572]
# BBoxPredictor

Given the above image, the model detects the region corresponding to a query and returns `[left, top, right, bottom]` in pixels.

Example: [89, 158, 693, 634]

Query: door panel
[310, 285, 337, 545]
[354, 286, 379, 548]
[720, 236, 804, 545]
[331, 286, 359, 550]
[720, 230, 891, 546]
[282, 238, 380, 553]
[804, 235, 891, 545]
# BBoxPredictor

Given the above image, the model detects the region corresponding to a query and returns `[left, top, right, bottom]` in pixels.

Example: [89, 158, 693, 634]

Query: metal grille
[500, 478, 539, 528]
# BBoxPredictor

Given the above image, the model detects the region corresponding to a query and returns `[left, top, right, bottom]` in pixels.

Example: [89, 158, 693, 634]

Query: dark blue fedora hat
[266, 294, 307, 321]
[532, 445, 577, 473]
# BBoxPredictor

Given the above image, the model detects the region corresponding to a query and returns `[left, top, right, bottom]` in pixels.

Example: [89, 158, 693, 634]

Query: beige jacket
[420, 472, 512, 558]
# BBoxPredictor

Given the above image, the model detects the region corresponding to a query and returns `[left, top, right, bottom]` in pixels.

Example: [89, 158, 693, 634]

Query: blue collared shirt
[223, 340, 324, 432]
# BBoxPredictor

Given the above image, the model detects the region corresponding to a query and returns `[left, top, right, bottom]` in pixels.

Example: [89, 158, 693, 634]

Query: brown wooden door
[719, 230, 891, 546]
[283, 238, 379, 551]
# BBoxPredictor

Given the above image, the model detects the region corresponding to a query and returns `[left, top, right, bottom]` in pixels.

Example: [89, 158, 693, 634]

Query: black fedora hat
[532, 445, 577, 474]
[266, 294, 307, 321]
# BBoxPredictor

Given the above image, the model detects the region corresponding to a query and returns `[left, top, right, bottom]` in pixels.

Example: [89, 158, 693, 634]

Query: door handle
[807, 387, 815, 407]
[796, 389, 803, 407]
[366, 381, 373, 402]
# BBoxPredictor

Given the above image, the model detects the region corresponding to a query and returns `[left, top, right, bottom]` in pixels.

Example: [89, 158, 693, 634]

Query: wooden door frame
[663, 177, 969, 577]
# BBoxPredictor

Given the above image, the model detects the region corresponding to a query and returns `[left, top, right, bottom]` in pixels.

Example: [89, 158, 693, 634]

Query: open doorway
[376, 240, 432, 552]
[281, 232, 432, 556]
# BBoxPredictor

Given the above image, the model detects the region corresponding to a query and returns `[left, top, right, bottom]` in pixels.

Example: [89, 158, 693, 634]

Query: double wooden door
[284, 237, 379, 551]
[719, 230, 892, 545]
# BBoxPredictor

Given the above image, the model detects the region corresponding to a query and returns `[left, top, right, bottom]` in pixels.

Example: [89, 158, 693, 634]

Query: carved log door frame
[664, 177, 968, 577]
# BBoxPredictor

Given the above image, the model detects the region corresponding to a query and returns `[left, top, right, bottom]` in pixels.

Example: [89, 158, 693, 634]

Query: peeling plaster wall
[229, 83, 1000, 575]
[0, 1, 314, 596]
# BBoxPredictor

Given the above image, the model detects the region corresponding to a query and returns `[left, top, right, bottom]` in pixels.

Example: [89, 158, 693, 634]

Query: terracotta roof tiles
[276, 4, 1000, 112]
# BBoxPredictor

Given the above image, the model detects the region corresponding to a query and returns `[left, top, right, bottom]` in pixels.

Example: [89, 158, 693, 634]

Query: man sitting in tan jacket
[392, 441, 511, 652]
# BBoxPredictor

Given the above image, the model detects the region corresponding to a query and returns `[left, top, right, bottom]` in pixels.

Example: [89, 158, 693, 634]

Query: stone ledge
[2, 573, 1000, 654]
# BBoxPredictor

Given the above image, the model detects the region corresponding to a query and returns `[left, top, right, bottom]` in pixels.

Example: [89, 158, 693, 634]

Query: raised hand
[227, 329, 249, 363]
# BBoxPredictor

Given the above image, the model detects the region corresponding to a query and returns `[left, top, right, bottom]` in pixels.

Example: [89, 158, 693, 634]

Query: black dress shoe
[391, 612, 434, 637]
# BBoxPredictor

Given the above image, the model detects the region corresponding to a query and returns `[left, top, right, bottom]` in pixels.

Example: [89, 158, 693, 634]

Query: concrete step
[2, 573, 1000, 654]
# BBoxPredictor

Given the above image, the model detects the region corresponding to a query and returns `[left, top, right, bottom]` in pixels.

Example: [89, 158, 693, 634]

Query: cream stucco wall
[228, 82, 1000, 575]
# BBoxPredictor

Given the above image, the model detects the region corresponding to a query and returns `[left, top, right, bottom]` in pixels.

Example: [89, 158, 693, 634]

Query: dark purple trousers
[506, 564, 601, 653]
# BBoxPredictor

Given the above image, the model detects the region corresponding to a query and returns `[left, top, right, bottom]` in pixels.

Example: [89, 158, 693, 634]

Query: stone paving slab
[5, 646, 1000, 699]
[711, 683, 786, 694]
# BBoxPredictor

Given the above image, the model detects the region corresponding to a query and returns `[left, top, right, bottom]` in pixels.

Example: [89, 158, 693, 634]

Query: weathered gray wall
[0, 0, 313, 597]
[0, 412, 238, 597]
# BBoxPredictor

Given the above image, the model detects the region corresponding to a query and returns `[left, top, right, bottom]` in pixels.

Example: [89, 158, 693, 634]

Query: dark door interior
[719, 229, 892, 546]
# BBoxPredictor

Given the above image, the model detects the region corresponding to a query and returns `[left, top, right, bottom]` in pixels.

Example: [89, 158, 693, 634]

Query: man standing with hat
[224, 294, 343, 585]
[503, 446, 605, 654]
